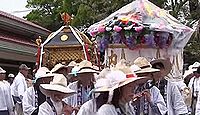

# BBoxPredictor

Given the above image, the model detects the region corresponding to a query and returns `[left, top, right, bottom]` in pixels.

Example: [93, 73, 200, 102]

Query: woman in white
[38, 74, 76, 115]
[96, 69, 149, 115]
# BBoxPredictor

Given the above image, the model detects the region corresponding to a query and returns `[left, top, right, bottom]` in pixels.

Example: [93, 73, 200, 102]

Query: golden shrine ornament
[60, 35, 68, 41]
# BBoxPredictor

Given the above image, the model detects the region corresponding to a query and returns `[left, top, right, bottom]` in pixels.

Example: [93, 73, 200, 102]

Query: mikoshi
[87, 0, 194, 79]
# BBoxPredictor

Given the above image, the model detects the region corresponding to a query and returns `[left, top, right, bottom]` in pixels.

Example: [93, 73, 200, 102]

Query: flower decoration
[89, 12, 173, 51]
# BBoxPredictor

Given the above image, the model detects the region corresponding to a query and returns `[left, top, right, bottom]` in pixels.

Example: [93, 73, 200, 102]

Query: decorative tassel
[84, 44, 90, 61]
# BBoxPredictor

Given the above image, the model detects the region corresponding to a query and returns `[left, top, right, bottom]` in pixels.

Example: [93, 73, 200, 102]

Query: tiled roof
[0, 39, 37, 55]
[0, 10, 50, 33]
[0, 31, 36, 47]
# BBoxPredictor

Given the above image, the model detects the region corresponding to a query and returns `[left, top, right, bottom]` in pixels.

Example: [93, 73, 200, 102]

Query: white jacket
[167, 81, 188, 115]
[11, 72, 27, 98]
[22, 86, 36, 115]
[0, 80, 14, 114]
[38, 98, 63, 115]
[77, 99, 97, 115]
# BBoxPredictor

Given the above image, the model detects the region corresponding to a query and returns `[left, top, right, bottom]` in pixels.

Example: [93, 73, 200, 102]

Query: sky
[0, 0, 30, 18]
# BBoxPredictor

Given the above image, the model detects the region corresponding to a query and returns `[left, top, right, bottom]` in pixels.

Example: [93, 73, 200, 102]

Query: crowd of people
[0, 57, 200, 115]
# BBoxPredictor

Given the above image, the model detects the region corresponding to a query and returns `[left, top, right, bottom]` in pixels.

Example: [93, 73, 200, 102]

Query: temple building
[0, 10, 51, 75]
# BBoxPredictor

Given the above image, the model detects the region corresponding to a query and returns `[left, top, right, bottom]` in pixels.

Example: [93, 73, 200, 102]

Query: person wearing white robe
[38, 74, 76, 115]
[22, 67, 53, 115]
[188, 66, 200, 114]
[149, 86, 168, 115]
[23, 86, 36, 115]
[38, 98, 63, 115]
[195, 90, 200, 114]
[97, 70, 149, 115]
[76, 71, 111, 115]
[0, 67, 14, 115]
[167, 80, 188, 115]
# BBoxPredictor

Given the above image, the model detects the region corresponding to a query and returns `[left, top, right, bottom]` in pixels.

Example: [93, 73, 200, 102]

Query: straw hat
[51, 63, 67, 73]
[68, 61, 77, 67]
[70, 60, 99, 75]
[34, 67, 52, 82]
[94, 70, 149, 92]
[133, 57, 160, 74]
[40, 74, 76, 98]
[150, 59, 172, 77]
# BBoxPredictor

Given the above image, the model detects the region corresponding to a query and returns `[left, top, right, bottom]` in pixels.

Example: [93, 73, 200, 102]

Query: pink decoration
[98, 26, 105, 33]
[113, 26, 122, 32]
[90, 29, 98, 37]
[135, 26, 143, 32]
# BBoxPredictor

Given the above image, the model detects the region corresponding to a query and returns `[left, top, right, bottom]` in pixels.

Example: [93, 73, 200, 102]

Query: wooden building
[0, 10, 51, 75]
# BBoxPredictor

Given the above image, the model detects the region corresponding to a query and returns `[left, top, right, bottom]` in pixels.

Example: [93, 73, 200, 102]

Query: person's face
[58, 68, 68, 76]
[79, 73, 95, 87]
[121, 83, 137, 103]
[21, 69, 29, 77]
[37, 77, 53, 84]
[62, 103, 74, 115]
[0, 73, 6, 81]
[52, 93, 66, 102]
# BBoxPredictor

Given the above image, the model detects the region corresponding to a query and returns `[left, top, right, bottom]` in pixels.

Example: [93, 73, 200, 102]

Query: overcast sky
[0, 0, 30, 18]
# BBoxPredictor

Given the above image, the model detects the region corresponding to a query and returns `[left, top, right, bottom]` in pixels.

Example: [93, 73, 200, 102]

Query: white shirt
[0, 80, 14, 113]
[38, 99, 63, 115]
[189, 77, 200, 97]
[167, 81, 188, 115]
[97, 104, 118, 115]
[11, 72, 27, 98]
[22, 86, 36, 115]
[77, 99, 97, 115]
[195, 92, 200, 114]
[149, 86, 168, 115]
[63, 81, 78, 107]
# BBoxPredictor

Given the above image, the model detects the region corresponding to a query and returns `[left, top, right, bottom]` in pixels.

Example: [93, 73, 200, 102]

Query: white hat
[40, 74, 76, 98]
[68, 61, 77, 67]
[51, 63, 67, 73]
[133, 57, 160, 74]
[94, 70, 148, 92]
[69, 60, 99, 75]
[0, 67, 6, 74]
[35, 67, 51, 82]
[95, 68, 111, 80]
[8, 74, 15, 78]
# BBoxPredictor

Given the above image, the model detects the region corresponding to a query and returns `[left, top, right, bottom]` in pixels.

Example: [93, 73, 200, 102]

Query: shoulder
[80, 99, 95, 109]
[98, 104, 116, 113]
[25, 87, 35, 94]
[39, 102, 51, 111]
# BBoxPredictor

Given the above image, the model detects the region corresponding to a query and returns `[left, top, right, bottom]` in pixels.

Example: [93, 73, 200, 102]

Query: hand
[73, 106, 80, 114]
[132, 92, 142, 102]
[62, 104, 74, 115]
[142, 90, 151, 102]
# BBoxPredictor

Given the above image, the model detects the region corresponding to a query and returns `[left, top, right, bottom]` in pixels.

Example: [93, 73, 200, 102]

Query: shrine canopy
[87, 0, 194, 54]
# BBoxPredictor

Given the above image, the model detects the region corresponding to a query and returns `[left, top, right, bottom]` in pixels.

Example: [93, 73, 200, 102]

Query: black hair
[111, 88, 121, 108]
[152, 62, 164, 69]
[197, 66, 200, 74]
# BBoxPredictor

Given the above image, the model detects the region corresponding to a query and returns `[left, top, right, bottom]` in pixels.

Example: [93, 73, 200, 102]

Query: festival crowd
[0, 57, 200, 115]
